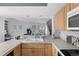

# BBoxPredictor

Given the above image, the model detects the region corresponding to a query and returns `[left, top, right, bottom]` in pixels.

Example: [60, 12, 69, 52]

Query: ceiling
[0, 3, 67, 22]
[0, 3, 48, 6]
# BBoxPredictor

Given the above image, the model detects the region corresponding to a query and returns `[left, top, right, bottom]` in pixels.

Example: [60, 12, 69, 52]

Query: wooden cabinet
[64, 3, 79, 31]
[52, 44, 58, 56]
[65, 4, 71, 12]
[45, 44, 52, 56]
[54, 7, 65, 31]
[70, 3, 79, 10]
[54, 3, 79, 31]
[22, 44, 45, 56]
[44, 44, 53, 56]
[54, 16, 58, 30]
[22, 49, 32, 56]
[21, 44, 52, 56]
[32, 48, 45, 56]
[64, 4, 72, 31]
[58, 9, 65, 31]
[13, 45, 21, 56]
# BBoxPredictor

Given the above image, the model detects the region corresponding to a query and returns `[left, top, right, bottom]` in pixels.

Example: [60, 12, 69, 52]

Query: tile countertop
[52, 39, 79, 56]
[0, 36, 52, 56]
[0, 36, 79, 56]
[52, 39, 79, 49]
[0, 39, 21, 56]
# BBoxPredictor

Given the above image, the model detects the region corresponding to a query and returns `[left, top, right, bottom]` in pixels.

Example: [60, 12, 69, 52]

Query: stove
[60, 49, 79, 56]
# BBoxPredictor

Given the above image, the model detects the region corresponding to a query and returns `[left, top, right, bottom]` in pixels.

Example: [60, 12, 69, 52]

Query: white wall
[0, 17, 5, 43]
[8, 19, 32, 38]
[8, 18, 49, 38]
[0, 3, 66, 18]
[52, 17, 54, 35]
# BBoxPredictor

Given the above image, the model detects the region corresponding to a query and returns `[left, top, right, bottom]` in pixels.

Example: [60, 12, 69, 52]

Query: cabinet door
[52, 44, 58, 56]
[58, 9, 65, 31]
[54, 3, 79, 31]
[22, 44, 52, 56]
[54, 15, 58, 30]
[54, 6, 65, 31]
[45, 44, 52, 56]
[32, 48, 45, 56]
[22, 44, 45, 56]
[14, 45, 21, 56]
[66, 4, 71, 12]
[64, 4, 71, 31]
[22, 48, 44, 56]
[70, 3, 79, 10]
[64, 3, 79, 31]
[22, 49, 32, 56]
[22, 48, 45, 56]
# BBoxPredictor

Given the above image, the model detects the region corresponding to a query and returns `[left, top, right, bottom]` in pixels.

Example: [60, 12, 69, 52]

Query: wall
[8, 19, 29, 38]
[52, 17, 54, 35]
[0, 3, 66, 18]
[0, 17, 5, 43]
[8, 18, 50, 38]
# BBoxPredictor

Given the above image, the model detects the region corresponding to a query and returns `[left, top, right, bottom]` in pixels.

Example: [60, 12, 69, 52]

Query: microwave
[67, 7, 79, 30]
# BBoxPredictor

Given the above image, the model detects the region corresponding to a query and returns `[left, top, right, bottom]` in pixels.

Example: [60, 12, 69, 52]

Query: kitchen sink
[60, 49, 79, 56]
[22, 38, 44, 43]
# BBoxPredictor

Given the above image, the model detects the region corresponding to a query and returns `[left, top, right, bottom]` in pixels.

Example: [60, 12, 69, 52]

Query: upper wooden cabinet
[54, 15, 58, 30]
[54, 3, 79, 31]
[65, 4, 71, 12]
[70, 3, 79, 10]
[54, 7, 65, 31]
[64, 4, 71, 31]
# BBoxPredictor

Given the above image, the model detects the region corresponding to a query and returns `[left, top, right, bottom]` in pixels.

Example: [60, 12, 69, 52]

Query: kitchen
[0, 3, 79, 56]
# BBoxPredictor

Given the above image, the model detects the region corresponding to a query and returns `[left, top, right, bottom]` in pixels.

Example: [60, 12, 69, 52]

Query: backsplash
[60, 31, 79, 41]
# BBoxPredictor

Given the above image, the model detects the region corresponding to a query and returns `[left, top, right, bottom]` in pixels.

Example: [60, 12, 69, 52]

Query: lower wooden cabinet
[21, 43, 52, 56]
[52, 44, 58, 56]
[13, 43, 57, 56]
[22, 49, 32, 56]
[22, 48, 45, 56]
[13, 45, 21, 56]
[44, 44, 52, 56]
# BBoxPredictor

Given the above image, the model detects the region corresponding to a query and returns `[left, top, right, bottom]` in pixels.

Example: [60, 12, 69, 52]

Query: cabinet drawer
[22, 44, 45, 49]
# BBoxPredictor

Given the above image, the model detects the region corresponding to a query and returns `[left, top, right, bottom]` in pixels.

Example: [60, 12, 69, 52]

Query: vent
[0, 3, 47, 6]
